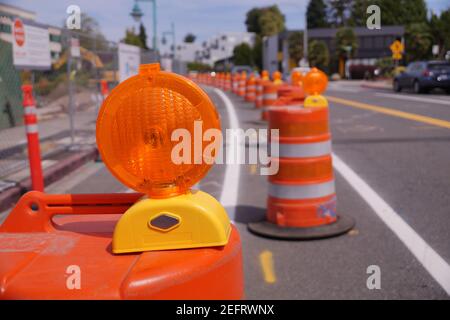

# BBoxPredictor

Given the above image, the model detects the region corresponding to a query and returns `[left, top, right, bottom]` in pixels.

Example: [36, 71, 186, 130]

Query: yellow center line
[327, 95, 450, 130]
[259, 250, 276, 284]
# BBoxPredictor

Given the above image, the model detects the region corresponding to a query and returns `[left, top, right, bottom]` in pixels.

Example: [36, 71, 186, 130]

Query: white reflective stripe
[278, 140, 332, 158]
[247, 86, 256, 90]
[24, 106, 37, 115]
[26, 124, 39, 133]
[257, 95, 263, 101]
[256, 85, 263, 91]
[269, 180, 335, 200]
[263, 93, 277, 99]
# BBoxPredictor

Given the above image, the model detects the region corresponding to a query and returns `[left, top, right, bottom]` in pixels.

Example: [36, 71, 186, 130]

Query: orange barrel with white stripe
[261, 82, 278, 120]
[224, 73, 231, 91]
[232, 73, 240, 94]
[238, 72, 247, 97]
[248, 106, 354, 240]
[254, 78, 264, 108]
[245, 75, 256, 102]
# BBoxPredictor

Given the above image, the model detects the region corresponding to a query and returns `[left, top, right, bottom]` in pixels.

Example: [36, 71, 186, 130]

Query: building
[263, 26, 405, 77]
[197, 32, 256, 66]
[174, 42, 200, 62]
[0, 2, 62, 62]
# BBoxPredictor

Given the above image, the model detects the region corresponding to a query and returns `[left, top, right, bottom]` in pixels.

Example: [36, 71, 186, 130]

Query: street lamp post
[130, 0, 157, 51]
[162, 22, 176, 58]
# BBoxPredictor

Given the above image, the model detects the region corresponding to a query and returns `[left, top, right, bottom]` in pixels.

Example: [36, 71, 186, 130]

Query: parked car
[393, 61, 450, 94]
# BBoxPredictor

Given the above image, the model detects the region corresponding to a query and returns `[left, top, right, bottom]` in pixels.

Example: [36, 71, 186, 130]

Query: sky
[3, 0, 450, 54]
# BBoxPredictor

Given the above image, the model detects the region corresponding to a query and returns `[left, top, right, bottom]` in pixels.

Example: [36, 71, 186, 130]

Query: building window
[0, 23, 12, 34]
[49, 34, 61, 42]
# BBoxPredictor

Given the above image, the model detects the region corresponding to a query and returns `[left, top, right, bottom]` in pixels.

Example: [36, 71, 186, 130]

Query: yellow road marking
[259, 250, 276, 284]
[327, 95, 450, 130]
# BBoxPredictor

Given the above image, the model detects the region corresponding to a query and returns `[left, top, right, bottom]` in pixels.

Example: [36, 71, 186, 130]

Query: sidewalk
[0, 100, 99, 212]
[360, 79, 392, 90]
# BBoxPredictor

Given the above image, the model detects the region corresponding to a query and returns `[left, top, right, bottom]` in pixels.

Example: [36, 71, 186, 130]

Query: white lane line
[213, 88, 241, 221]
[375, 92, 450, 106]
[46, 162, 104, 193]
[332, 152, 450, 295]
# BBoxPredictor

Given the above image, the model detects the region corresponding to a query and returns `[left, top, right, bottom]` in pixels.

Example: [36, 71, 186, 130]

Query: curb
[0, 147, 98, 213]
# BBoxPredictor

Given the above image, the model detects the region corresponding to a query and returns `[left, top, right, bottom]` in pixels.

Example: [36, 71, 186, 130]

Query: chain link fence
[0, 30, 160, 192]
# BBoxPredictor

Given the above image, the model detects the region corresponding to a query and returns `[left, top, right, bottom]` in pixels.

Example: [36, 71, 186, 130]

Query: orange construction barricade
[238, 71, 247, 97]
[245, 74, 256, 102]
[0, 63, 245, 299]
[248, 107, 354, 239]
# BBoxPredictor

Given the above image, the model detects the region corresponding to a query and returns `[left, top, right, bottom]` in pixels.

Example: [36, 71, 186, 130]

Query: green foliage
[328, 0, 353, 27]
[288, 32, 303, 64]
[429, 8, 450, 59]
[405, 23, 433, 62]
[307, 0, 329, 28]
[308, 40, 330, 71]
[244, 5, 285, 37]
[335, 27, 358, 58]
[123, 27, 144, 48]
[233, 43, 254, 66]
[244, 5, 285, 71]
[184, 33, 196, 43]
[76, 13, 109, 51]
[187, 62, 212, 72]
[138, 23, 149, 49]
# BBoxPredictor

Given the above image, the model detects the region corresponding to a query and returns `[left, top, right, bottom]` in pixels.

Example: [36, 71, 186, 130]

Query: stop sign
[13, 19, 25, 47]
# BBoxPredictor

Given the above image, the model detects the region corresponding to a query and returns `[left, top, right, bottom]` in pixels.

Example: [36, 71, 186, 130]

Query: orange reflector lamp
[273, 70, 283, 85]
[303, 67, 329, 108]
[96, 63, 231, 253]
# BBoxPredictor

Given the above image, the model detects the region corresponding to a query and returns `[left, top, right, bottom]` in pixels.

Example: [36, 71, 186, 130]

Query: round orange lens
[291, 71, 303, 85]
[273, 71, 281, 80]
[303, 67, 328, 95]
[96, 63, 220, 198]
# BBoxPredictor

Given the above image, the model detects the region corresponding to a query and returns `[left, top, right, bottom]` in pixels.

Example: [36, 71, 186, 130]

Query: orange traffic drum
[0, 192, 244, 299]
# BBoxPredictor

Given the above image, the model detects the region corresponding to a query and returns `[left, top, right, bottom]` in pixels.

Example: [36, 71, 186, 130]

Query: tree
[405, 23, 432, 62]
[76, 13, 109, 50]
[244, 5, 285, 37]
[138, 23, 148, 49]
[288, 31, 303, 64]
[258, 6, 286, 37]
[123, 27, 143, 48]
[429, 8, 450, 59]
[349, 0, 371, 26]
[184, 33, 196, 43]
[244, 5, 286, 70]
[307, 0, 329, 28]
[328, 0, 353, 27]
[308, 40, 330, 71]
[335, 27, 358, 58]
[233, 43, 254, 66]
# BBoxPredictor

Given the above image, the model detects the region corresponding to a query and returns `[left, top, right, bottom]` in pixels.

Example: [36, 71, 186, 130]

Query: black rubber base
[247, 215, 355, 240]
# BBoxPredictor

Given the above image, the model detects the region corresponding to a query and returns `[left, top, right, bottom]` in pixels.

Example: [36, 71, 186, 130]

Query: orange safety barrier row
[0, 192, 244, 299]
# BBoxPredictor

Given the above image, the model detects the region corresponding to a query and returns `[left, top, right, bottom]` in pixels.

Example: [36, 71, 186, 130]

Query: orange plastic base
[267, 194, 337, 228]
[0, 192, 244, 300]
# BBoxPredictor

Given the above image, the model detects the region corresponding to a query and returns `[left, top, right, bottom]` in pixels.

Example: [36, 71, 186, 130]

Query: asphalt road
[10, 81, 450, 299]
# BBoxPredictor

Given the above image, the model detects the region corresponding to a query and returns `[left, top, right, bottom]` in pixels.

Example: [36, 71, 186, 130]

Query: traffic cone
[238, 71, 247, 97]
[248, 106, 354, 239]
[245, 74, 256, 102]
